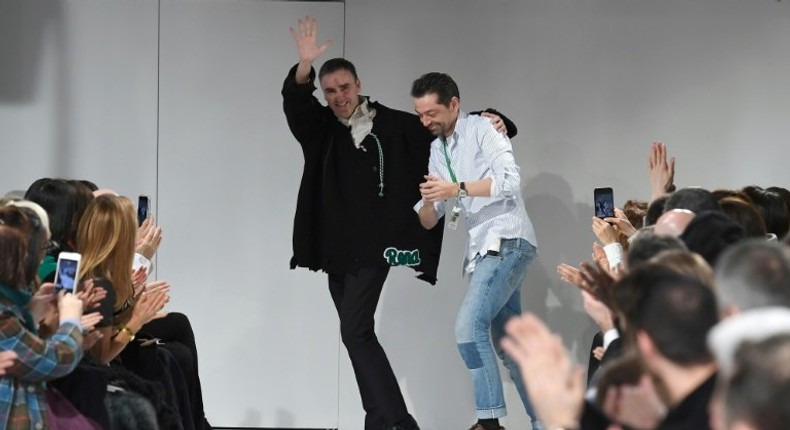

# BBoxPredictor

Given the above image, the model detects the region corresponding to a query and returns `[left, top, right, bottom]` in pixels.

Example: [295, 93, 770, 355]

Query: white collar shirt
[414, 112, 537, 272]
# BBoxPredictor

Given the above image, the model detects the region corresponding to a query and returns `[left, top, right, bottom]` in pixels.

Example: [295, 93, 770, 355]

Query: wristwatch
[458, 181, 468, 198]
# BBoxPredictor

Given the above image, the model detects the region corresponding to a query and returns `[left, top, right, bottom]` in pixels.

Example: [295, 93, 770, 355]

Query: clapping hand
[136, 217, 163, 260]
[501, 314, 585, 430]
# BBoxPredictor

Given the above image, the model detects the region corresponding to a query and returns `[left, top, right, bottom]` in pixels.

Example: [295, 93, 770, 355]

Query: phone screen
[594, 188, 615, 218]
[55, 258, 79, 292]
[137, 195, 150, 226]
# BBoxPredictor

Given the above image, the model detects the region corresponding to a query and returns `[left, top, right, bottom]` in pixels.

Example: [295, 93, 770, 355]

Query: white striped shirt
[414, 112, 538, 272]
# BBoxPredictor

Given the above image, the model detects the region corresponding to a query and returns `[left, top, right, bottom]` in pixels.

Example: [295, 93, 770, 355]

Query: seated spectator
[741, 186, 790, 239]
[664, 187, 721, 214]
[603, 267, 719, 429]
[625, 229, 688, 269]
[719, 197, 768, 239]
[713, 333, 790, 430]
[622, 199, 648, 230]
[711, 189, 753, 204]
[24, 178, 95, 282]
[679, 211, 746, 267]
[714, 239, 790, 316]
[0, 206, 102, 429]
[649, 249, 714, 289]
[654, 208, 696, 237]
[645, 195, 669, 227]
[76, 195, 204, 429]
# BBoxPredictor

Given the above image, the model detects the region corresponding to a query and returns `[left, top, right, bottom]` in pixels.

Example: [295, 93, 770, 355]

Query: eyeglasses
[42, 240, 59, 253]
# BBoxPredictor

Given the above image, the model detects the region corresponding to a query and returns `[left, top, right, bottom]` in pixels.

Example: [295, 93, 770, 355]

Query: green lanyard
[441, 138, 458, 183]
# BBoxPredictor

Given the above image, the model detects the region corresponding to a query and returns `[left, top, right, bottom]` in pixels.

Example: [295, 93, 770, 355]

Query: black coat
[282, 65, 444, 283]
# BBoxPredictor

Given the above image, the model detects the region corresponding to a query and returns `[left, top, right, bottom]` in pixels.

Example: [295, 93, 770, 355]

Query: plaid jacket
[0, 299, 83, 430]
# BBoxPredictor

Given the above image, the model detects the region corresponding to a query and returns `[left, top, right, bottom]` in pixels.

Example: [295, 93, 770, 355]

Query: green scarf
[38, 254, 57, 282]
[0, 282, 36, 333]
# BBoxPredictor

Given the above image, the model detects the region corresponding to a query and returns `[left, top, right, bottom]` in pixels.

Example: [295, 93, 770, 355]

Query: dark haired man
[610, 267, 719, 429]
[281, 17, 514, 430]
[411, 72, 539, 430]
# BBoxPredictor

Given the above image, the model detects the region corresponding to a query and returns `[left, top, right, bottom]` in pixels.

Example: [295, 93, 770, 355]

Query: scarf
[338, 97, 377, 148]
[0, 282, 36, 333]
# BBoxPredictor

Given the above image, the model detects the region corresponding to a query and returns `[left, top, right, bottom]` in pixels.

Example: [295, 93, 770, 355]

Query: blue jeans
[455, 238, 542, 428]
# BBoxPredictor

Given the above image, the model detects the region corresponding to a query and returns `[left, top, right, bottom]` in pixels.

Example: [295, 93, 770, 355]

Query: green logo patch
[383, 247, 421, 267]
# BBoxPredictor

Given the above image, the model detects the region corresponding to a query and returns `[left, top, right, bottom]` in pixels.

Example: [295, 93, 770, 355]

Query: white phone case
[54, 252, 82, 293]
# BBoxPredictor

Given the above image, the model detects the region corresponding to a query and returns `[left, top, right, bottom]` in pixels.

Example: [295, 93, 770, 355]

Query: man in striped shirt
[412, 72, 541, 430]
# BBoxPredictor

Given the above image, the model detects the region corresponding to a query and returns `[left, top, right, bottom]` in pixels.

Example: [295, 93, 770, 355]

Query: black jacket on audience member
[580, 373, 717, 430]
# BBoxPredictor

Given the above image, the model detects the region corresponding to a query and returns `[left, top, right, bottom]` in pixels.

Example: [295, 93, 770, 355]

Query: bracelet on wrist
[117, 325, 136, 342]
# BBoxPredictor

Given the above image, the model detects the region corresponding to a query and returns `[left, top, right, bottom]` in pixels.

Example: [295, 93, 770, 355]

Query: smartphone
[137, 195, 150, 226]
[54, 252, 81, 293]
[594, 187, 615, 218]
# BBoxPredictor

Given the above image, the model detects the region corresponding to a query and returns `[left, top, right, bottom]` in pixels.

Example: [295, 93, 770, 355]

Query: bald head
[655, 209, 696, 237]
[92, 188, 119, 197]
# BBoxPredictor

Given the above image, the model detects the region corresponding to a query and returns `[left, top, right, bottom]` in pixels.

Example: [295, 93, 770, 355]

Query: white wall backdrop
[2, 0, 790, 429]
[0, 0, 159, 198]
[156, 1, 346, 428]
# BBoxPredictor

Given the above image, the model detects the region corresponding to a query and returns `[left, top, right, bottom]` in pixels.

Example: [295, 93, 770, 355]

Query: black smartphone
[594, 187, 615, 218]
[137, 195, 150, 226]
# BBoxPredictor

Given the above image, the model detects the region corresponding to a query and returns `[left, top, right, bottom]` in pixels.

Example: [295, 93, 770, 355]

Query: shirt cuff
[133, 253, 153, 274]
[602, 243, 624, 270]
[60, 318, 83, 331]
[603, 328, 620, 349]
[489, 177, 498, 197]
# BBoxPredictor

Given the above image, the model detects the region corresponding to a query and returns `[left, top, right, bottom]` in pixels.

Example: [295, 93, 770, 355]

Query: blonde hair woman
[77, 194, 167, 365]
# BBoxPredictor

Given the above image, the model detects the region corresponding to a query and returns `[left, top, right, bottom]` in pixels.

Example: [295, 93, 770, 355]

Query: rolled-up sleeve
[478, 123, 521, 199]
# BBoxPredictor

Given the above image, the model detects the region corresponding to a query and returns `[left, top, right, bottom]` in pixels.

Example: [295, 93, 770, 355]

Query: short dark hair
[25, 178, 94, 253]
[664, 187, 721, 214]
[410, 72, 460, 107]
[719, 197, 767, 239]
[615, 265, 718, 365]
[742, 186, 790, 238]
[645, 195, 669, 226]
[715, 239, 790, 311]
[726, 334, 790, 430]
[318, 58, 358, 81]
[79, 179, 99, 192]
[627, 230, 687, 269]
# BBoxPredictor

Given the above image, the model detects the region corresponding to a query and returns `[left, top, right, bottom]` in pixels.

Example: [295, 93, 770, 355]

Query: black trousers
[143, 312, 211, 430]
[328, 267, 418, 430]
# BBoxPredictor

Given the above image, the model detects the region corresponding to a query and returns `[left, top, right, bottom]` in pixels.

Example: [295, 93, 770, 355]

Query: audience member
[664, 187, 720, 214]
[653, 208, 695, 237]
[644, 195, 669, 226]
[741, 186, 790, 239]
[679, 211, 745, 267]
[713, 334, 790, 430]
[0, 206, 102, 429]
[719, 197, 768, 239]
[714, 239, 790, 316]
